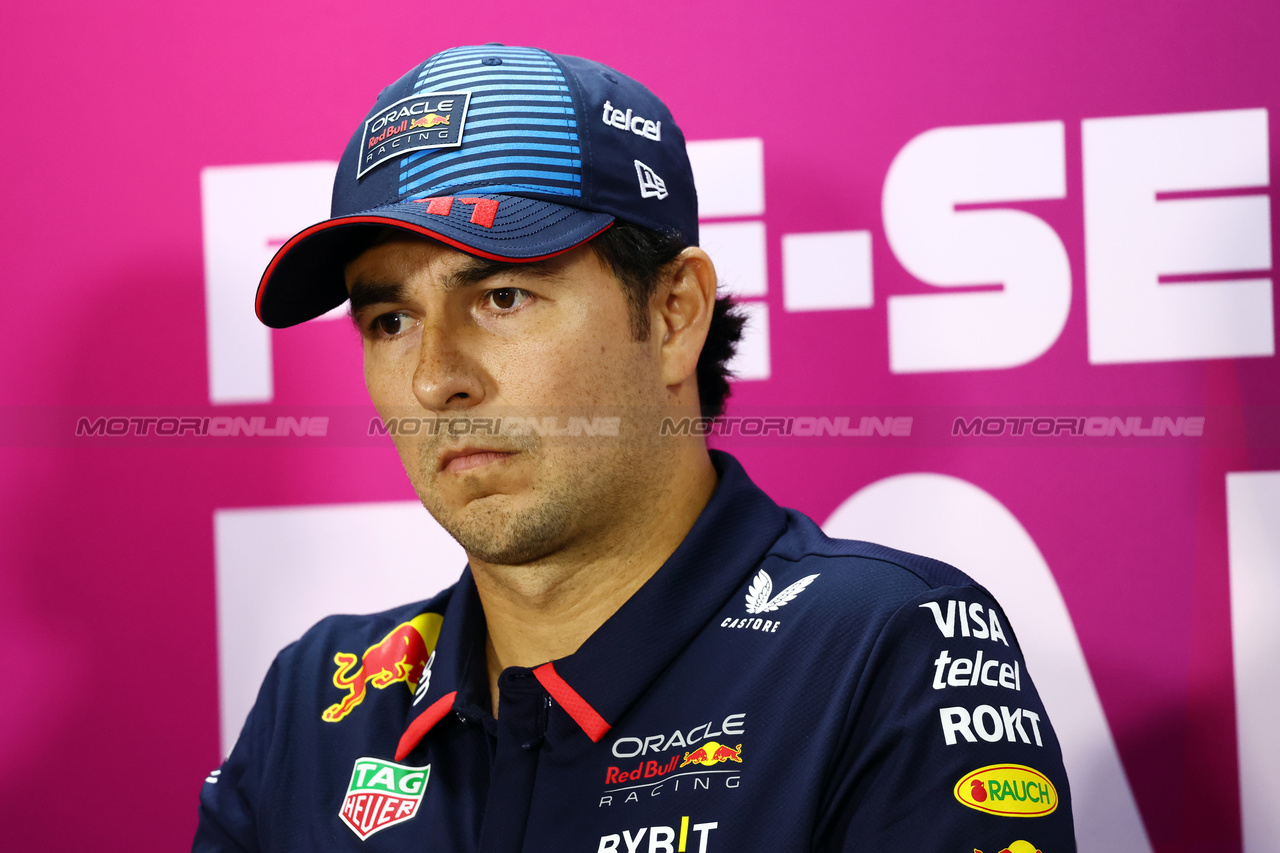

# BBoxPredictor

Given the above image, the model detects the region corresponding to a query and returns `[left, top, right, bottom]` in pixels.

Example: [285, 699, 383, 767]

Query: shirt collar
[413, 564, 489, 716]
[397, 450, 787, 753]
[394, 567, 487, 760]
[550, 450, 787, 734]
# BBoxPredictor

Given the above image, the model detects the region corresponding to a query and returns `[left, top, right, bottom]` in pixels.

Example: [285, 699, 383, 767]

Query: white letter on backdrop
[201, 162, 338, 404]
[1083, 108, 1272, 363]
[882, 121, 1070, 373]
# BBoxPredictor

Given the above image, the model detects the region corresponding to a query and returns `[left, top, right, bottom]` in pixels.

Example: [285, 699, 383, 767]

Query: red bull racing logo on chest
[322, 613, 443, 723]
[601, 716, 747, 807]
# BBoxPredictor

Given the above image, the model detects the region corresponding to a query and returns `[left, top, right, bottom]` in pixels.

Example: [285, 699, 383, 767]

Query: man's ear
[654, 247, 718, 389]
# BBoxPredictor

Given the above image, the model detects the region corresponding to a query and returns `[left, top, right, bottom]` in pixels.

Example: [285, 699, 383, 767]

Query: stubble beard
[425, 466, 577, 566]
[404, 434, 652, 567]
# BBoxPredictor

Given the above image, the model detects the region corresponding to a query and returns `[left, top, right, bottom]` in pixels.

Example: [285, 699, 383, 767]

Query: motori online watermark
[950, 415, 1205, 438]
[75, 415, 329, 437]
[660, 415, 913, 437]
[26, 407, 1246, 446]
[367, 414, 913, 438]
[57, 410, 914, 444]
[370, 415, 621, 437]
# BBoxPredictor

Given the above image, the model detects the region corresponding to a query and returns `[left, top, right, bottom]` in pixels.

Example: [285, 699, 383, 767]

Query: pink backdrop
[2, 2, 1278, 850]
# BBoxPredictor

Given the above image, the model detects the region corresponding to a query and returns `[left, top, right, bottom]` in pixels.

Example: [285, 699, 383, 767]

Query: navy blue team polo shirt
[195, 451, 1076, 852]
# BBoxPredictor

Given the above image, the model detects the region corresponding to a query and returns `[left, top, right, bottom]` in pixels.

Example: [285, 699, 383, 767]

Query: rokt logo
[339, 757, 430, 839]
[322, 613, 443, 722]
[954, 764, 1058, 817]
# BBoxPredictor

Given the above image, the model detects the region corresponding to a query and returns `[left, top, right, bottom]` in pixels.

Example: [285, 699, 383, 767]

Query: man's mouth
[438, 447, 516, 474]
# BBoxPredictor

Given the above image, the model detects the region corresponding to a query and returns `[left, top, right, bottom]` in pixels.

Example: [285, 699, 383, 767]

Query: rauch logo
[953, 764, 1058, 817]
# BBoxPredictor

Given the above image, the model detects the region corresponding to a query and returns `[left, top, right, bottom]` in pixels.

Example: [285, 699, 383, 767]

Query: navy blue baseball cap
[256, 44, 699, 328]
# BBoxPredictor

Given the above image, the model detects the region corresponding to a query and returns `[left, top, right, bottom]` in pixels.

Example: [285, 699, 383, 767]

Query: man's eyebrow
[439, 256, 567, 291]
[347, 255, 568, 322]
[348, 279, 409, 315]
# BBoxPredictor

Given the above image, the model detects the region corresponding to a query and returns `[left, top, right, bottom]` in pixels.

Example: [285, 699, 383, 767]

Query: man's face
[345, 236, 672, 566]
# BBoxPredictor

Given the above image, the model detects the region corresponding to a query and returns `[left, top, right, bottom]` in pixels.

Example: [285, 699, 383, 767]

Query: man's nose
[412, 318, 484, 411]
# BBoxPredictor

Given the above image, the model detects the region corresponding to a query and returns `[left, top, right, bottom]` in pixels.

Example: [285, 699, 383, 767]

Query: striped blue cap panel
[261, 43, 701, 327]
[397, 46, 582, 200]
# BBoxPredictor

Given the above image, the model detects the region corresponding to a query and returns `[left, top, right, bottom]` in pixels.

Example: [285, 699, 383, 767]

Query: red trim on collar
[395, 691, 458, 761]
[533, 662, 611, 742]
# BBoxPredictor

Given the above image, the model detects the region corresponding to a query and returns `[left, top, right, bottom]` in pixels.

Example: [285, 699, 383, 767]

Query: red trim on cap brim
[255, 215, 614, 322]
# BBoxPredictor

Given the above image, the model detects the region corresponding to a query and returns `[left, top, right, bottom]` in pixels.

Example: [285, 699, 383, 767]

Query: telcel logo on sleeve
[953, 764, 1058, 817]
[358, 92, 471, 178]
[339, 757, 431, 839]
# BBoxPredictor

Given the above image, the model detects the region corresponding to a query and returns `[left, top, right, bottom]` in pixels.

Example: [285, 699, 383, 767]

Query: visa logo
[919, 599, 1009, 645]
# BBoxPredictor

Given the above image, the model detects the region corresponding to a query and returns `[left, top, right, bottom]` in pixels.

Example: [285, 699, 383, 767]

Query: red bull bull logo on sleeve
[322, 613, 443, 723]
[678, 741, 743, 768]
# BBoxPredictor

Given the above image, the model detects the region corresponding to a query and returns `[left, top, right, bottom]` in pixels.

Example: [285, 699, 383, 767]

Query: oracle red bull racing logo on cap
[339, 757, 430, 839]
[357, 91, 471, 178]
[322, 613, 443, 722]
[954, 764, 1058, 817]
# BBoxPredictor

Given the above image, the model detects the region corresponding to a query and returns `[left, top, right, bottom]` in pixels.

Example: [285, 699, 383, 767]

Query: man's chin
[421, 492, 573, 567]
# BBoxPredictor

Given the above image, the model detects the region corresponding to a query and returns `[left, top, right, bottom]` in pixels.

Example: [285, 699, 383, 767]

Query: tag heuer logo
[744, 569, 819, 614]
[339, 757, 430, 839]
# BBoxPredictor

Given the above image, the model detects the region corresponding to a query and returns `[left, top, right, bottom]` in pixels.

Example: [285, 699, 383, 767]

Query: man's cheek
[363, 347, 415, 396]
[388, 435, 430, 486]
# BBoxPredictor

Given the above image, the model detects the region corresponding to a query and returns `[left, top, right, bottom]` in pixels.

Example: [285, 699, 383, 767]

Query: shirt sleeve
[818, 584, 1077, 852]
[192, 653, 286, 853]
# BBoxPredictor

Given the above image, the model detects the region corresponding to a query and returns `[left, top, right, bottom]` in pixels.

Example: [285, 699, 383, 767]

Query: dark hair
[589, 220, 746, 419]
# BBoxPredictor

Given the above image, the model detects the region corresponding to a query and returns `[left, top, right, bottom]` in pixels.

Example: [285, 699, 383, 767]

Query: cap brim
[256, 194, 614, 328]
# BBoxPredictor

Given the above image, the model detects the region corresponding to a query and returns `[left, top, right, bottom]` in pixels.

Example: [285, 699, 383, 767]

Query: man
[196, 44, 1075, 851]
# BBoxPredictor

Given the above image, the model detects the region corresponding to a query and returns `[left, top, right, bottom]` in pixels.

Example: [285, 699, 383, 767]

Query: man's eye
[485, 288, 529, 312]
[372, 312, 415, 337]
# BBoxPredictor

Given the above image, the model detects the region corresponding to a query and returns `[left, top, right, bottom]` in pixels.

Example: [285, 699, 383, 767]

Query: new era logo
[634, 160, 668, 200]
